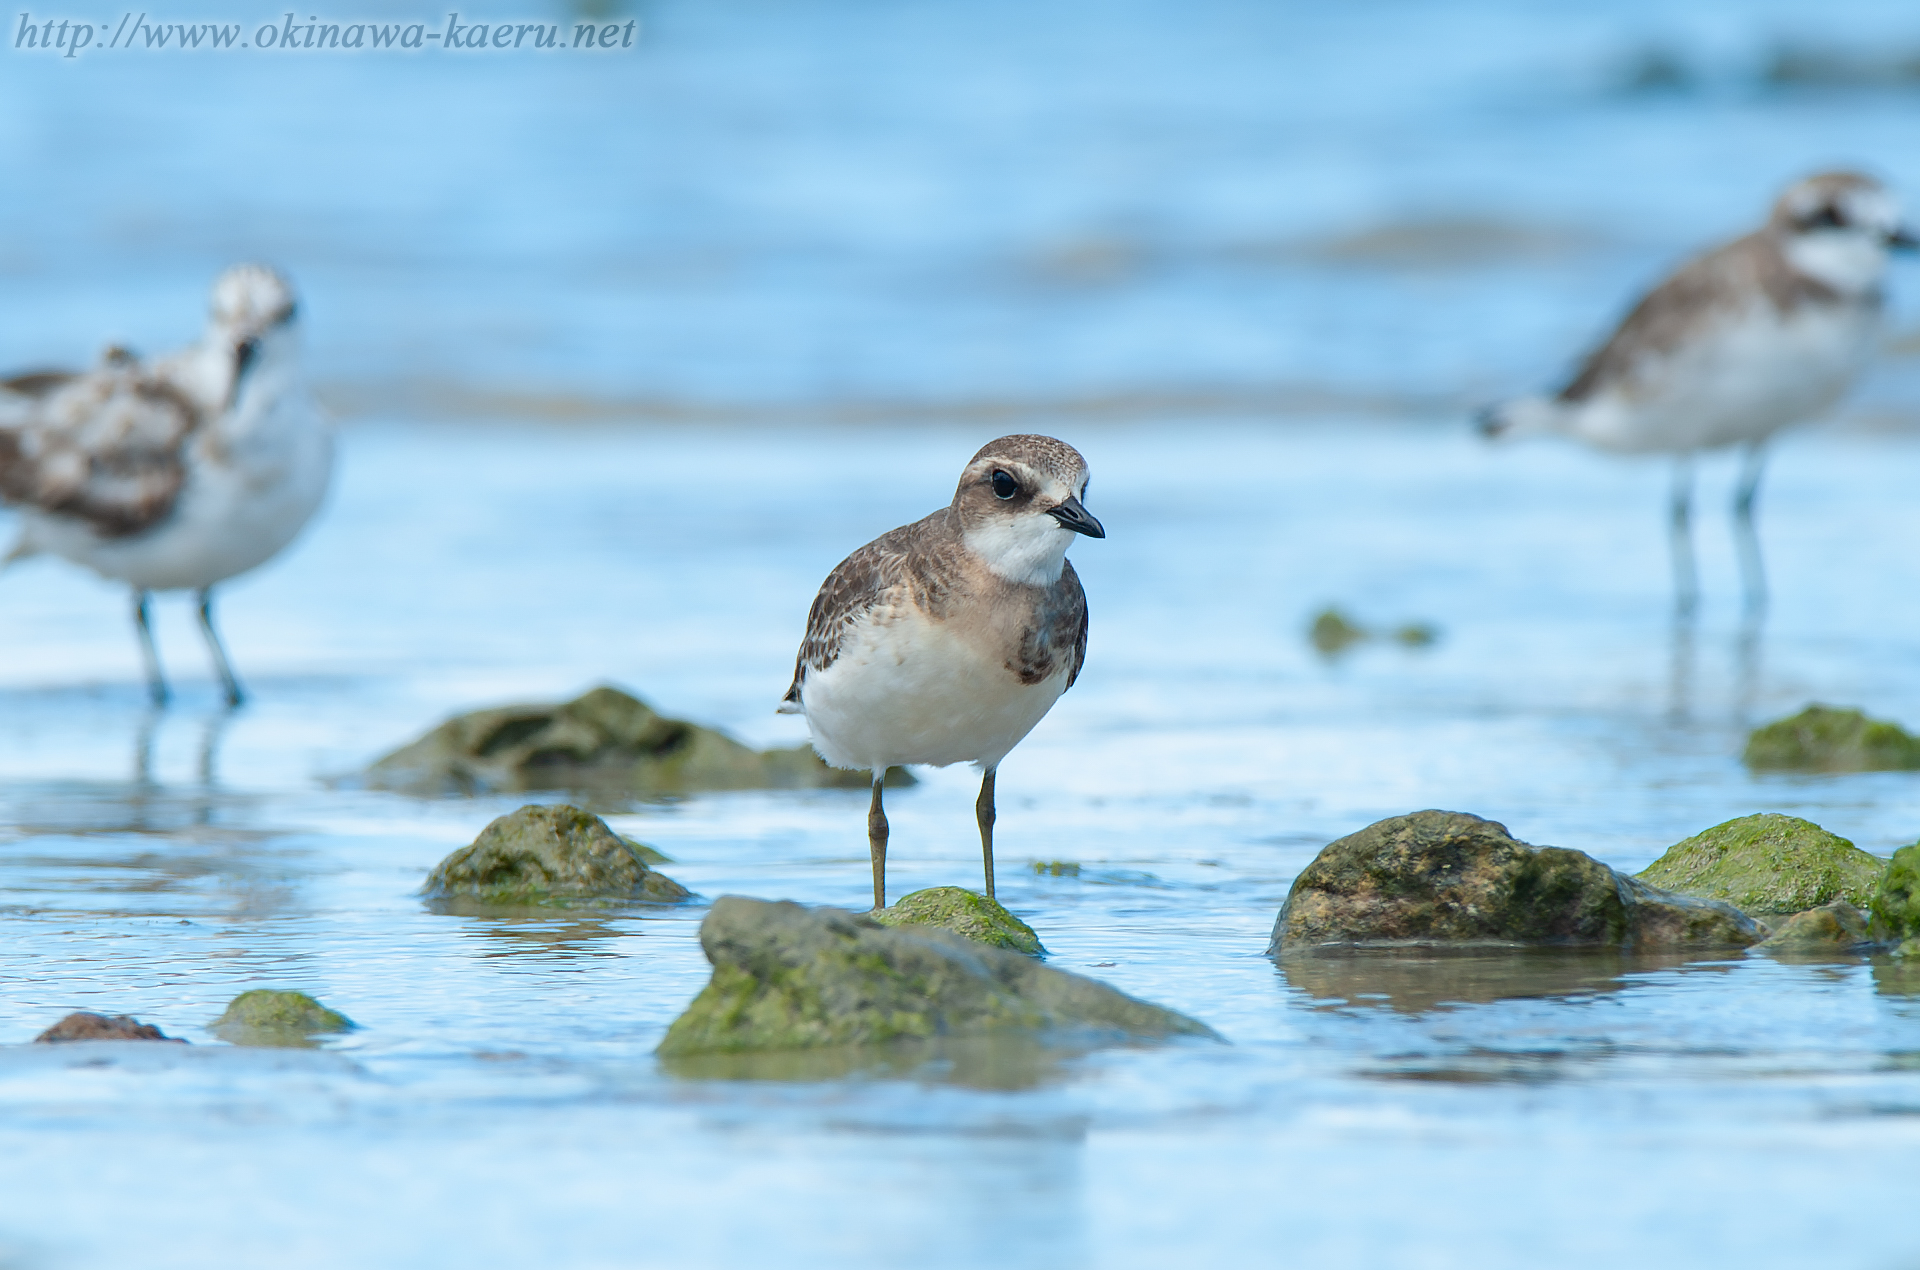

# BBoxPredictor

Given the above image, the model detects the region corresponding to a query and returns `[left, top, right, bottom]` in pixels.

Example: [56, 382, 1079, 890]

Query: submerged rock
[34, 1013, 182, 1043]
[657, 897, 1217, 1056]
[423, 803, 692, 907]
[1743, 704, 1920, 773]
[1870, 842, 1920, 946]
[364, 685, 912, 797]
[211, 991, 354, 1047]
[1752, 901, 1875, 955]
[872, 887, 1045, 955]
[1307, 607, 1439, 656]
[1638, 813, 1886, 916]
[1268, 810, 1759, 953]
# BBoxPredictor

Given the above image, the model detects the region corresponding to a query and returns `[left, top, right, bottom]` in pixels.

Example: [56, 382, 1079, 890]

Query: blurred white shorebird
[779, 434, 1103, 910]
[1481, 171, 1916, 615]
[0, 264, 332, 705]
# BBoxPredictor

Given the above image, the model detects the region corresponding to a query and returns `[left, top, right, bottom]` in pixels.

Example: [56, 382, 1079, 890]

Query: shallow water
[7, 0, 1920, 1264]
[4, 418, 1920, 1267]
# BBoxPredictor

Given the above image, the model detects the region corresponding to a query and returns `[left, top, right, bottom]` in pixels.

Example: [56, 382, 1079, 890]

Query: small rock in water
[423, 803, 692, 907]
[1638, 813, 1886, 916]
[211, 990, 355, 1047]
[1308, 608, 1369, 655]
[872, 886, 1045, 955]
[1870, 841, 1920, 946]
[1268, 810, 1759, 953]
[1308, 607, 1440, 657]
[364, 684, 913, 797]
[34, 1013, 183, 1044]
[1753, 901, 1875, 955]
[1031, 860, 1081, 877]
[1743, 704, 1920, 773]
[657, 897, 1218, 1056]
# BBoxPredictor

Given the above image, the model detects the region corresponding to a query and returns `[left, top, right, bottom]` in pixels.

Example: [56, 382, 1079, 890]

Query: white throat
[964, 513, 1073, 587]
[1784, 231, 1889, 297]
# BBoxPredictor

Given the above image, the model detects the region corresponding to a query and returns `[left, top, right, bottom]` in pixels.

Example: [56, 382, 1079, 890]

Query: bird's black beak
[1889, 225, 1920, 252]
[1048, 494, 1105, 538]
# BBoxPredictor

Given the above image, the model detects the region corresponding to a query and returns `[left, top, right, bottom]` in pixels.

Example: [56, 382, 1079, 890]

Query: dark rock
[34, 1013, 183, 1043]
[211, 990, 354, 1047]
[657, 897, 1218, 1056]
[423, 803, 692, 907]
[1638, 813, 1886, 915]
[872, 886, 1045, 955]
[1743, 704, 1920, 773]
[364, 685, 913, 797]
[1268, 810, 1759, 953]
[1752, 901, 1875, 955]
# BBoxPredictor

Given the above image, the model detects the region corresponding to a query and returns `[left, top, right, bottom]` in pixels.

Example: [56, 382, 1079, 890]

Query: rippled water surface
[4, 418, 1920, 1268]
[7, 0, 1920, 1265]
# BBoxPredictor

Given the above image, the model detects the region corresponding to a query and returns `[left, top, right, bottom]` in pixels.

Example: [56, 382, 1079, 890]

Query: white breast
[1568, 299, 1880, 453]
[798, 603, 1070, 773]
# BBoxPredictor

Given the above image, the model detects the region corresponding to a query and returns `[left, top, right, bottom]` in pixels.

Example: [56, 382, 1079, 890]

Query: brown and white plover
[1481, 171, 1915, 614]
[0, 264, 331, 705]
[779, 434, 1103, 909]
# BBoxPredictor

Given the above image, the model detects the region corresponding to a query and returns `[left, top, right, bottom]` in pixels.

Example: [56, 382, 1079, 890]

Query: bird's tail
[1475, 394, 1565, 441]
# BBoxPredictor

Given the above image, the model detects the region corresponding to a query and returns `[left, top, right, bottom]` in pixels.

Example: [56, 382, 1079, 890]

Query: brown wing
[0, 363, 198, 539]
[781, 511, 965, 708]
[0, 370, 77, 399]
[1558, 231, 1833, 404]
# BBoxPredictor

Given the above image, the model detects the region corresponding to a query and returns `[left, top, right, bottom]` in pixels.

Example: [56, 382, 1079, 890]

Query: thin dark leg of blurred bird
[868, 774, 889, 911]
[196, 587, 245, 707]
[133, 589, 169, 707]
[1732, 440, 1768, 618]
[1668, 455, 1698, 617]
[977, 768, 997, 899]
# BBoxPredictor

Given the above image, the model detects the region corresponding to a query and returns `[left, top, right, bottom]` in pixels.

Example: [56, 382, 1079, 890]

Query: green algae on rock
[657, 897, 1218, 1056]
[872, 886, 1045, 955]
[1869, 842, 1920, 944]
[423, 804, 692, 908]
[1638, 813, 1886, 916]
[33, 1013, 183, 1043]
[1752, 901, 1875, 955]
[211, 990, 354, 1047]
[1268, 810, 1759, 953]
[1308, 607, 1369, 655]
[1742, 704, 1920, 773]
[1031, 861, 1082, 877]
[364, 685, 912, 797]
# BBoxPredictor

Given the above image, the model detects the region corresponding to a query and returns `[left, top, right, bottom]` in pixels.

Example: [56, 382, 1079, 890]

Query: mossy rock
[422, 803, 692, 907]
[211, 990, 354, 1047]
[1308, 607, 1368, 655]
[33, 1013, 182, 1044]
[1743, 704, 1920, 773]
[365, 685, 912, 797]
[1638, 813, 1886, 916]
[657, 897, 1218, 1056]
[1752, 901, 1875, 955]
[1870, 841, 1920, 942]
[872, 887, 1045, 956]
[1269, 810, 1758, 952]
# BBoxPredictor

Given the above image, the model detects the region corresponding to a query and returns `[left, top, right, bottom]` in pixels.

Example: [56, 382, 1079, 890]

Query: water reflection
[456, 914, 641, 961]
[1664, 609, 1767, 728]
[1870, 956, 1920, 1001]
[661, 1033, 1093, 1092]
[1277, 945, 1739, 1014]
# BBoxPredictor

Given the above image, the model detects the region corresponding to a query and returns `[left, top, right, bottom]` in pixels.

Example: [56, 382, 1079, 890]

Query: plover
[1480, 171, 1915, 614]
[0, 264, 331, 705]
[779, 434, 1103, 909]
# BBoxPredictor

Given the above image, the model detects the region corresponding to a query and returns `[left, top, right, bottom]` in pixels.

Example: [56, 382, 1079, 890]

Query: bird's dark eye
[990, 470, 1018, 499]
[1809, 205, 1846, 230]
